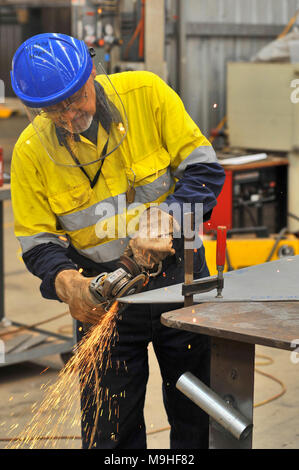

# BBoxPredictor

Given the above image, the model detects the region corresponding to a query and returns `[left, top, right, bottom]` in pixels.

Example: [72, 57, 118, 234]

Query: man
[10, 33, 225, 449]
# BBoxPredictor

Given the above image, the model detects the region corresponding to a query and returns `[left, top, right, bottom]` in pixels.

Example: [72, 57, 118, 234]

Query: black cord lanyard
[63, 137, 109, 189]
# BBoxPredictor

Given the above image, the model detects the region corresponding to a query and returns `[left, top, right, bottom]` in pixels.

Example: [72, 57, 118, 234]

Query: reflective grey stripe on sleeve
[75, 237, 130, 264]
[17, 232, 69, 254]
[58, 169, 175, 233]
[173, 145, 218, 179]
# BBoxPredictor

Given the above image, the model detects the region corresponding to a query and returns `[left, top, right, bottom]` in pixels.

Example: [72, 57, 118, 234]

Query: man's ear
[91, 63, 96, 79]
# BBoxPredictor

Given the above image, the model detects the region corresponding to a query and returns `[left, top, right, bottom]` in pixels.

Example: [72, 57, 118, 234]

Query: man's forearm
[22, 242, 78, 300]
[161, 162, 225, 231]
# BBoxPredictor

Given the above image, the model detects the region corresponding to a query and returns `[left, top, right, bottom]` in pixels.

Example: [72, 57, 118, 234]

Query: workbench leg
[209, 337, 255, 449]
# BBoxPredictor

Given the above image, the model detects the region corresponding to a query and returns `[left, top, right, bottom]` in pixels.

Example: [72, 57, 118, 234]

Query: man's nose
[61, 107, 78, 120]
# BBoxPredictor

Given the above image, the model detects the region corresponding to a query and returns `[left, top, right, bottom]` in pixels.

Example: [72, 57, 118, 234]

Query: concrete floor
[0, 116, 299, 450]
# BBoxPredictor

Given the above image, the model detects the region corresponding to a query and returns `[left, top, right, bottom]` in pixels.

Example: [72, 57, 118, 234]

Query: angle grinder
[89, 255, 157, 313]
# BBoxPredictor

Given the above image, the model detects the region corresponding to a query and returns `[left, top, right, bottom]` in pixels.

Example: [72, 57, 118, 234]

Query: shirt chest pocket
[48, 183, 93, 216]
[126, 147, 174, 203]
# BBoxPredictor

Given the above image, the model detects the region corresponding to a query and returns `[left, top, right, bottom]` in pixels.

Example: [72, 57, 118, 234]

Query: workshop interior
[1, 0, 299, 451]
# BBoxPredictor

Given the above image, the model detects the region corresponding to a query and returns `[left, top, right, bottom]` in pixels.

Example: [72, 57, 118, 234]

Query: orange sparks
[7, 301, 121, 450]
[117, 122, 125, 134]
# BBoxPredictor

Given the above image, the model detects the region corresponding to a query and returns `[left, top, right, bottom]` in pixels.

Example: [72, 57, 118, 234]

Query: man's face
[43, 71, 97, 134]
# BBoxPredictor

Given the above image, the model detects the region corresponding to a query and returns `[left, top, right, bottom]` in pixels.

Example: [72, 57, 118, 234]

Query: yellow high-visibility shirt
[11, 71, 216, 265]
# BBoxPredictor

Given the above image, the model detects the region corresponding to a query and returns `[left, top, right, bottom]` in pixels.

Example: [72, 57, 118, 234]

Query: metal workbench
[0, 184, 76, 367]
[161, 301, 299, 448]
[121, 256, 299, 448]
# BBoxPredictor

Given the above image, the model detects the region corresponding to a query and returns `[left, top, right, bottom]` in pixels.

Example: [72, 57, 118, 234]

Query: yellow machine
[203, 233, 299, 276]
[0, 106, 13, 119]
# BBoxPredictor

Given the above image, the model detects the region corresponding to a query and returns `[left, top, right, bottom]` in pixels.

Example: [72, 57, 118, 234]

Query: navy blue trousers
[77, 246, 210, 449]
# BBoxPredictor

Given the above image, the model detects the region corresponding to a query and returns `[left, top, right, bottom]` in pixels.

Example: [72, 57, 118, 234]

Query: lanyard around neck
[63, 136, 110, 189]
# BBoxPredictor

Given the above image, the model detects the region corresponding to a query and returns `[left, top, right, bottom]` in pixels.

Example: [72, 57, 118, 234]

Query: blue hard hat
[10, 33, 93, 108]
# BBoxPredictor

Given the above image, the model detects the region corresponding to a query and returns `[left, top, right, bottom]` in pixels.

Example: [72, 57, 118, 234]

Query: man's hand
[55, 269, 106, 324]
[128, 207, 180, 270]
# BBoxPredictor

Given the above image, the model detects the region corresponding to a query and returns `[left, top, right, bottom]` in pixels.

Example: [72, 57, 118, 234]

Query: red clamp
[216, 226, 227, 269]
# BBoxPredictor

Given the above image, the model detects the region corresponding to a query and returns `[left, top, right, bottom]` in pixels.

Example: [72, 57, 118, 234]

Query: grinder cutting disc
[117, 255, 141, 277]
[116, 273, 147, 299]
[115, 273, 147, 312]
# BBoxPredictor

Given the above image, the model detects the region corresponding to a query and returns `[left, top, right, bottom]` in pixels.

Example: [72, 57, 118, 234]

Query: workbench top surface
[219, 155, 289, 171]
[161, 301, 299, 351]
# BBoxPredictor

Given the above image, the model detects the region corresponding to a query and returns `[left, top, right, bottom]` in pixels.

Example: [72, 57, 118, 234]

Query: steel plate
[119, 256, 299, 304]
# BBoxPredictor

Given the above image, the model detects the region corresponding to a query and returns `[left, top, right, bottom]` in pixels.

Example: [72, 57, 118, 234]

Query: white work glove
[55, 269, 106, 325]
[127, 207, 180, 270]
